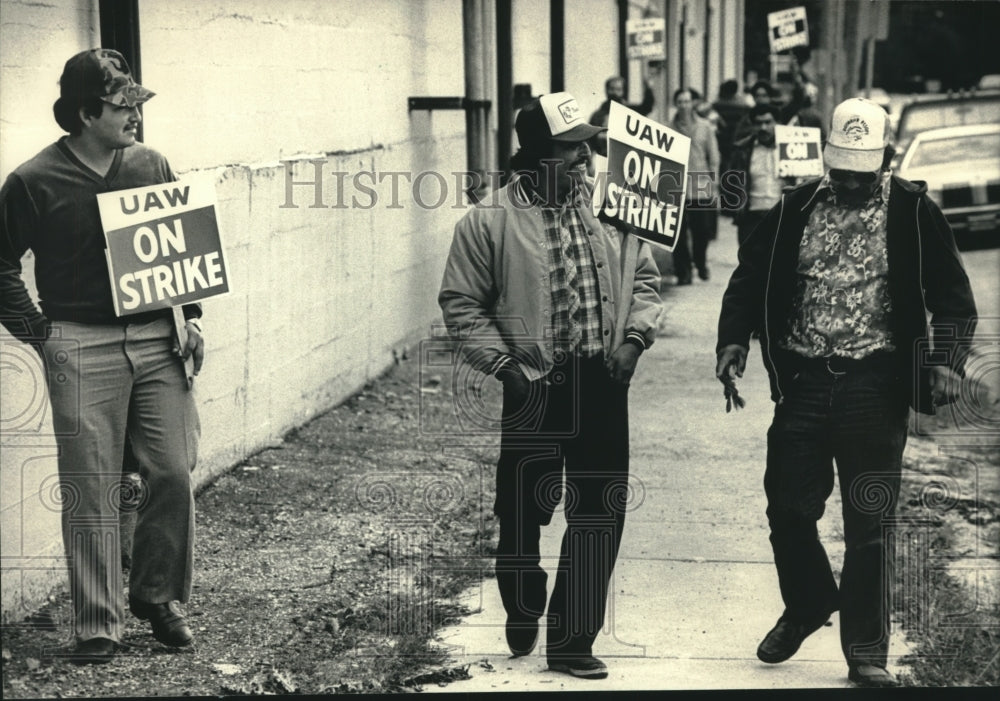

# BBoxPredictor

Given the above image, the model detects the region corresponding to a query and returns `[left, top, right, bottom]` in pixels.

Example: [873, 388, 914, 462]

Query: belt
[790, 352, 896, 376]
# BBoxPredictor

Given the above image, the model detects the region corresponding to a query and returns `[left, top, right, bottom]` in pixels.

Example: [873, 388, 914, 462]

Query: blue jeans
[764, 356, 908, 667]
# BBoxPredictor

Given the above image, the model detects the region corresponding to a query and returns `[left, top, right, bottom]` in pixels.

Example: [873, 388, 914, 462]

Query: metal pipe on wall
[551, 0, 565, 92]
[496, 0, 513, 178]
[463, 0, 489, 202]
[481, 0, 497, 174]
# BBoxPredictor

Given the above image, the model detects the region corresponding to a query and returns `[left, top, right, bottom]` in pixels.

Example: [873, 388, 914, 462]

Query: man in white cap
[714, 98, 977, 687]
[439, 92, 661, 679]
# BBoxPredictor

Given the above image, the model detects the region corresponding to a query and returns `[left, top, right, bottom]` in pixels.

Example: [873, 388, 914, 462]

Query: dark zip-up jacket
[717, 175, 977, 415]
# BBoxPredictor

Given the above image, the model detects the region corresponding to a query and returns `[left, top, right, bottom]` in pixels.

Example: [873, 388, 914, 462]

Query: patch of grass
[894, 489, 1000, 687]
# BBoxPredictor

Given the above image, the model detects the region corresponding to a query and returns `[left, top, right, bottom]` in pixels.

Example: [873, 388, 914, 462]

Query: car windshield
[897, 97, 1000, 140]
[907, 132, 1000, 169]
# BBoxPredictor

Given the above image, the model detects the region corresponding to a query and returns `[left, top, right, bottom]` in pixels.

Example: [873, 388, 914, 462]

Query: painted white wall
[565, 0, 620, 119]
[0, 0, 466, 623]
[0, 0, 99, 178]
[511, 0, 550, 98]
[0, 0, 101, 627]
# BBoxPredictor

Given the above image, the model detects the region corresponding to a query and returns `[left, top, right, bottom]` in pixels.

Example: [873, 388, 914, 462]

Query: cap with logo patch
[823, 97, 891, 172]
[59, 49, 154, 108]
[515, 92, 606, 146]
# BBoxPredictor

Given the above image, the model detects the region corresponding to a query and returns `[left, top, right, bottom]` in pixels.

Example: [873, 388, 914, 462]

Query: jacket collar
[511, 172, 583, 210]
[801, 169, 892, 211]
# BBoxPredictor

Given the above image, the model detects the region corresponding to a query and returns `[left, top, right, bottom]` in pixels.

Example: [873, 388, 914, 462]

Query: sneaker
[548, 655, 608, 679]
[504, 616, 538, 657]
[756, 615, 829, 664]
[848, 664, 899, 688]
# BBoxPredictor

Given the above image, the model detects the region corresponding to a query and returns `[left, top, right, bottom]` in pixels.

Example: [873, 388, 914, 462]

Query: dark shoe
[698, 267, 710, 281]
[129, 598, 193, 647]
[505, 616, 539, 657]
[676, 276, 693, 286]
[69, 637, 115, 665]
[849, 664, 899, 688]
[548, 655, 608, 679]
[756, 616, 828, 664]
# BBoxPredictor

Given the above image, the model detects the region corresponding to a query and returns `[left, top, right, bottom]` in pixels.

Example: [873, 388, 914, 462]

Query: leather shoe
[849, 664, 899, 687]
[548, 655, 608, 679]
[69, 637, 115, 665]
[756, 615, 828, 663]
[504, 615, 538, 657]
[129, 598, 194, 647]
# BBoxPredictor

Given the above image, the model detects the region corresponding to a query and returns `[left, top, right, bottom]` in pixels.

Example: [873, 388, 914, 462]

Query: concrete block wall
[0, 0, 466, 623]
[0, 0, 624, 623]
[0, 0, 100, 629]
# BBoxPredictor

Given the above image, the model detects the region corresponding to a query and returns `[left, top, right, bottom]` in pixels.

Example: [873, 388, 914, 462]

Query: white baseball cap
[515, 92, 606, 145]
[824, 98, 891, 172]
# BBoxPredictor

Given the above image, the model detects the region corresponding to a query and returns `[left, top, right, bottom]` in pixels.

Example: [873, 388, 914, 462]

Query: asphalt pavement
[433, 217, 912, 692]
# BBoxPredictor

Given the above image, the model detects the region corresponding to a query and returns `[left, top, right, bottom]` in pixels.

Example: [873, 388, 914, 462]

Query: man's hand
[929, 365, 962, 407]
[496, 363, 530, 402]
[606, 342, 641, 386]
[716, 345, 747, 383]
[181, 321, 205, 376]
[716, 344, 748, 412]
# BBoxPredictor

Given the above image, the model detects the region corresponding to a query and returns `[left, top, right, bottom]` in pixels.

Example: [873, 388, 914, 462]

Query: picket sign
[97, 176, 229, 389]
[767, 6, 809, 53]
[593, 101, 691, 251]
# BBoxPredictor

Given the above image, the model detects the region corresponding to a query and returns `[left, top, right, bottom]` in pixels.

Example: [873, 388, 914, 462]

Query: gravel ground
[1, 355, 501, 697]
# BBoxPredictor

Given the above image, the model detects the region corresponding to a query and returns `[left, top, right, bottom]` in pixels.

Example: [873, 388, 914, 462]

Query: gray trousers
[43, 318, 199, 642]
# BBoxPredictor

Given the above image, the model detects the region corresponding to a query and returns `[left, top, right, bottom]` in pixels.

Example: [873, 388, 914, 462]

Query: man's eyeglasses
[828, 169, 879, 185]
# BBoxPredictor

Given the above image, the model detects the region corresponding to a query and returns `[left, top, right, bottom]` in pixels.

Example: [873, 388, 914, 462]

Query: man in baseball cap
[511, 91, 606, 205]
[441, 92, 661, 679]
[1, 49, 204, 664]
[715, 96, 976, 687]
[57, 48, 155, 110]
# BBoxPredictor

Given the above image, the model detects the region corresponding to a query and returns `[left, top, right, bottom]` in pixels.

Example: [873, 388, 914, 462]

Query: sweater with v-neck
[0, 138, 199, 342]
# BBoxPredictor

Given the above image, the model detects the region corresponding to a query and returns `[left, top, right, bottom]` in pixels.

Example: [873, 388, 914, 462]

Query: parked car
[897, 123, 1000, 245]
[892, 92, 1000, 169]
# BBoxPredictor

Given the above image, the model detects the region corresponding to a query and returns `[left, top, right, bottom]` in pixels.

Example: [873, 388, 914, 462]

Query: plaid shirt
[538, 186, 604, 357]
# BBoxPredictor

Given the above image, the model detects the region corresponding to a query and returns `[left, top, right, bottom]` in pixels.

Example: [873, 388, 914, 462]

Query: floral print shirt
[780, 172, 896, 359]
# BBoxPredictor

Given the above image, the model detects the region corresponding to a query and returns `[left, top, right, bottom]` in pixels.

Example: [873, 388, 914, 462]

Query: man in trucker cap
[715, 97, 977, 687]
[440, 92, 661, 679]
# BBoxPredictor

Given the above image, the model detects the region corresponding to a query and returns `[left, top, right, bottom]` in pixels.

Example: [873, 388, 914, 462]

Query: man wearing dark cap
[0, 49, 203, 663]
[715, 98, 977, 687]
[440, 92, 661, 679]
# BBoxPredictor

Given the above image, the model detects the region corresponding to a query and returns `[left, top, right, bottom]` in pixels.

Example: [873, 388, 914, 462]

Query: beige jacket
[438, 176, 662, 381]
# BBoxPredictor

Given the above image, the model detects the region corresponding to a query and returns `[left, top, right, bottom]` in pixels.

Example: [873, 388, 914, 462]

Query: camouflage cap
[59, 49, 154, 108]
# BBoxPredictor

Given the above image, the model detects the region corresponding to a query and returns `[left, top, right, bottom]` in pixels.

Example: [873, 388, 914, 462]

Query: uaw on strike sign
[626, 18, 666, 61]
[767, 6, 808, 53]
[774, 125, 824, 178]
[97, 180, 229, 316]
[593, 101, 690, 251]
